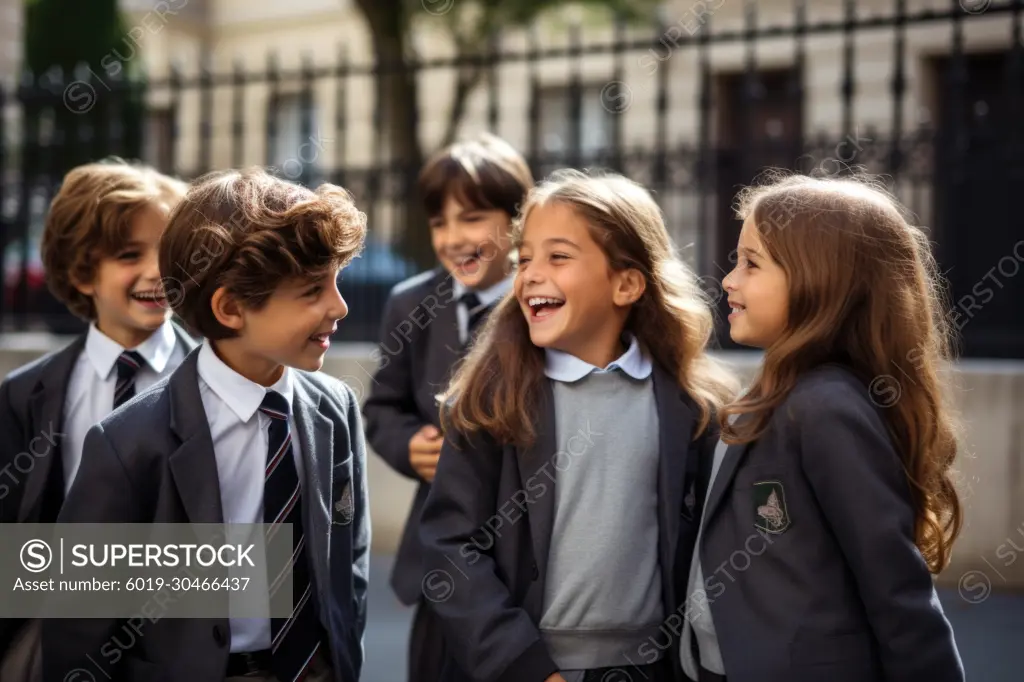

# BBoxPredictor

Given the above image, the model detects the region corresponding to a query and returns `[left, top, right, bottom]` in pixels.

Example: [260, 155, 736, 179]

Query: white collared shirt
[543, 334, 653, 383]
[451, 274, 514, 345]
[62, 321, 184, 493]
[195, 341, 306, 652]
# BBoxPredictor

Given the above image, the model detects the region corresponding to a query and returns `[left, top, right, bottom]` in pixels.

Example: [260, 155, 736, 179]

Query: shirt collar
[85, 320, 177, 380]
[451, 273, 514, 307]
[196, 342, 295, 424]
[543, 334, 653, 383]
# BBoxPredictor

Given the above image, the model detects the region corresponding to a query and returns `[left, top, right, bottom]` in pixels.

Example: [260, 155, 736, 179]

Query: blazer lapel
[701, 438, 753, 528]
[424, 278, 461, 388]
[516, 379, 557, 605]
[167, 349, 224, 524]
[652, 364, 694, 567]
[18, 335, 87, 523]
[291, 377, 335, 612]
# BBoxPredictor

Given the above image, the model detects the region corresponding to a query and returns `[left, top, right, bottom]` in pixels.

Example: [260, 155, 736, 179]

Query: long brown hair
[720, 172, 963, 573]
[442, 169, 738, 448]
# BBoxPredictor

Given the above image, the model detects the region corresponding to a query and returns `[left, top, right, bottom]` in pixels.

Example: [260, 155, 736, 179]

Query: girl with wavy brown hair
[680, 172, 965, 682]
[418, 169, 737, 682]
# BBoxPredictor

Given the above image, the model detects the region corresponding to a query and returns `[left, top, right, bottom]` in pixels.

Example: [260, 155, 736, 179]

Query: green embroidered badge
[753, 480, 790, 534]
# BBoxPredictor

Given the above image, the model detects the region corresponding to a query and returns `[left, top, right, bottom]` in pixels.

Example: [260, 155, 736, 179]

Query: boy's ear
[613, 268, 646, 307]
[210, 286, 246, 331]
[70, 273, 96, 297]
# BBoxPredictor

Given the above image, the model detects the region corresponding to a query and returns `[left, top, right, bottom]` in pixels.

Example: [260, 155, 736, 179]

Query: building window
[267, 93, 318, 181]
[536, 84, 616, 159]
[143, 108, 174, 171]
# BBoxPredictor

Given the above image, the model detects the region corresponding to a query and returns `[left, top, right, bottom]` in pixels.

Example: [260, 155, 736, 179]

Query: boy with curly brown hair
[42, 167, 371, 682]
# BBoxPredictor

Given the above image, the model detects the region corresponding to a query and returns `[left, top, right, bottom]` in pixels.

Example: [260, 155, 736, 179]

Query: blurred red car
[3, 237, 85, 334]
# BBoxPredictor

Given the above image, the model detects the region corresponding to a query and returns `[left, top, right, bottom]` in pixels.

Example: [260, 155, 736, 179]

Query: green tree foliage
[22, 0, 145, 181]
[24, 0, 125, 74]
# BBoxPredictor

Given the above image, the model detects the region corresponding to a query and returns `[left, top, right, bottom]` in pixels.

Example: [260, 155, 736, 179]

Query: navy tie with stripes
[114, 350, 146, 409]
[459, 292, 490, 344]
[260, 390, 324, 682]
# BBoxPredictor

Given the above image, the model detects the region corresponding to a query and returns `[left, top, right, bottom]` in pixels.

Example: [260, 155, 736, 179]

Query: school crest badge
[753, 481, 790, 534]
[333, 480, 354, 526]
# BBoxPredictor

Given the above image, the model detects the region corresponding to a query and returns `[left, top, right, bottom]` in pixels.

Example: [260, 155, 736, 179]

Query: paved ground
[363, 554, 1024, 682]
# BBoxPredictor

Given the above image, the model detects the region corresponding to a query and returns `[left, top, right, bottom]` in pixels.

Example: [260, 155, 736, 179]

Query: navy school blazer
[0, 321, 196, 655]
[39, 347, 370, 682]
[0, 321, 197, 525]
[0, 323, 196, 656]
[362, 268, 469, 606]
[418, 363, 718, 682]
[687, 364, 964, 682]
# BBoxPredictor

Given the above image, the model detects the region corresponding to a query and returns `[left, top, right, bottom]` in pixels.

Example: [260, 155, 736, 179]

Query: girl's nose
[722, 269, 737, 292]
[522, 263, 544, 284]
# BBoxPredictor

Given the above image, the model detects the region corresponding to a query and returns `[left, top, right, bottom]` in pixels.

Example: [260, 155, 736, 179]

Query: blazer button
[213, 624, 227, 647]
[531, 562, 539, 581]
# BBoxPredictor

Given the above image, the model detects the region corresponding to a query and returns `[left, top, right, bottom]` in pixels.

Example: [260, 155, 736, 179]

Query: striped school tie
[260, 391, 323, 682]
[459, 292, 490, 343]
[113, 350, 146, 409]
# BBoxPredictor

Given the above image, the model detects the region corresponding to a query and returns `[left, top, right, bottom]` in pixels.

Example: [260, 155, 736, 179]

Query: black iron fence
[1, 0, 1022, 356]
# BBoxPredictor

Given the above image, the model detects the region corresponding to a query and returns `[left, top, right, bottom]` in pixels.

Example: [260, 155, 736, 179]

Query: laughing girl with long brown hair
[680, 173, 965, 682]
[418, 169, 737, 682]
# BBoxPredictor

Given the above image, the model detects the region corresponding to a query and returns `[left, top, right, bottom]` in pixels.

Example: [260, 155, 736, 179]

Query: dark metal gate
[1, 1, 1021, 356]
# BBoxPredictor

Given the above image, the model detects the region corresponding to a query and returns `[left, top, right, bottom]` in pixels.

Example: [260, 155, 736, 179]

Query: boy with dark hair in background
[363, 132, 534, 682]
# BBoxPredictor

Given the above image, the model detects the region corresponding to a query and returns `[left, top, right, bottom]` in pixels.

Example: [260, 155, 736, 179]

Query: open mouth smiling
[526, 296, 565, 320]
[130, 290, 167, 307]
